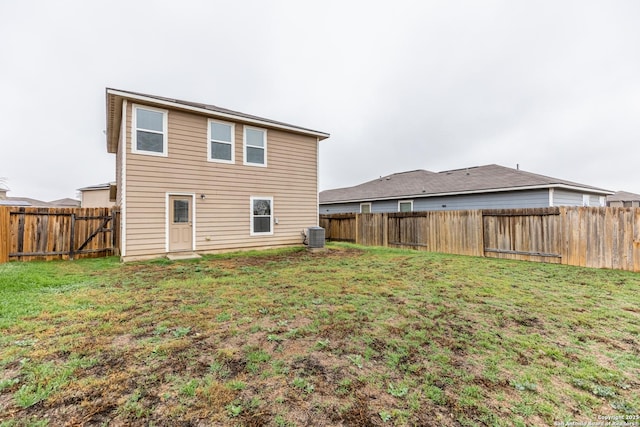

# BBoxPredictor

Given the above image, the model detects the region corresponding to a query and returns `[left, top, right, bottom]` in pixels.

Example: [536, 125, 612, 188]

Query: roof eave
[106, 90, 123, 154]
[105, 89, 330, 146]
[320, 183, 614, 205]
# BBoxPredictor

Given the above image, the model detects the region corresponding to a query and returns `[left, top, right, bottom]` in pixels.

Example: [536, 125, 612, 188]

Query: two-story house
[106, 89, 329, 261]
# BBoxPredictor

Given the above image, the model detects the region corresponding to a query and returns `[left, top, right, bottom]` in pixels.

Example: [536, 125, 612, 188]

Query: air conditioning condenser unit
[307, 226, 325, 249]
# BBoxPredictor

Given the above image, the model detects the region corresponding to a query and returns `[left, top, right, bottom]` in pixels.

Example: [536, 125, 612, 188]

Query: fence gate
[5, 207, 118, 261]
[482, 208, 562, 263]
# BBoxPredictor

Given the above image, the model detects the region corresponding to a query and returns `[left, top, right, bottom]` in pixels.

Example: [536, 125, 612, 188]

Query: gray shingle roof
[320, 164, 613, 204]
[49, 198, 81, 207]
[0, 200, 32, 206]
[0, 197, 50, 207]
[78, 182, 114, 191]
[607, 191, 640, 202]
[106, 88, 330, 153]
[0, 197, 80, 207]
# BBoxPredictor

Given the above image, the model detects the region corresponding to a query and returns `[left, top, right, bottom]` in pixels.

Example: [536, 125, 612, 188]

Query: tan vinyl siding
[122, 104, 319, 259]
[81, 189, 115, 208]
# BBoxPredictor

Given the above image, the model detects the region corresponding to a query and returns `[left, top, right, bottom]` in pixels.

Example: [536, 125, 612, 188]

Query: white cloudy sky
[1, 0, 639, 201]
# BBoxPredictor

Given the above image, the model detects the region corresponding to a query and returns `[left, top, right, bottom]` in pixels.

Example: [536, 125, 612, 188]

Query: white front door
[169, 195, 193, 252]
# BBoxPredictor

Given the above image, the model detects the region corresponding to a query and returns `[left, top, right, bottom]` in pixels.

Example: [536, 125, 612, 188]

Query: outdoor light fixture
[200, 194, 206, 200]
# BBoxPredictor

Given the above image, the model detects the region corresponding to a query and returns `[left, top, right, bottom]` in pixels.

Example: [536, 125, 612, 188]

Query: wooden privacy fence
[0, 207, 120, 263]
[320, 207, 640, 272]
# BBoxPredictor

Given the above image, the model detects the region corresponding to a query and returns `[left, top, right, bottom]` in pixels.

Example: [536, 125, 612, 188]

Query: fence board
[1, 207, 119, 262]
[387, 211, 483, 256]
[320, 214, 356, 242]
[321, 207, 640, 272]
[631, 208, 640, 271]
[483, 208, 561, 263]
[359, 213, 386, 247]
[0, 207, 9, 263]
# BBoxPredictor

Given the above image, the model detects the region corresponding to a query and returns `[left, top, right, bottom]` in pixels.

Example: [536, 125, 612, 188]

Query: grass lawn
[0, 243, 639, 426]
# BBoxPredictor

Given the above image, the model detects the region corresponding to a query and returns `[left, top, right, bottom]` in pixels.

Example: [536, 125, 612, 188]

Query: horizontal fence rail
[0, 206, 120, 262]
[320, 207, 640, 272]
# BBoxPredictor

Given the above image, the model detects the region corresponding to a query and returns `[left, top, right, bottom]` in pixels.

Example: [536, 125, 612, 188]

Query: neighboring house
[320, 164, 613, 214]
[0, 186, 79, 207]
[0, 197, 80, 207]
[0, 199, 32, 207]
[106, 88, 330, 261]
[607, 191, 640, 207]
[49, 198, 81, 208]
[0, 197, 50, 207]
[78, 182, 116, 208]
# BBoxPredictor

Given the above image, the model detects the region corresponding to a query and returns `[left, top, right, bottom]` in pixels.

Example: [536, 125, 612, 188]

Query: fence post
[355, 213, 360, 244]
[382, 213, 389, 247]
[69, 212, 76, 260]
[110, 208, 116, 256]
[0, 207, 9, 263]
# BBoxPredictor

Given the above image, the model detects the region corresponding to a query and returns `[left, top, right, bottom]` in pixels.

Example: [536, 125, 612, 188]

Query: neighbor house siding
[413, 190, 550, 211]
[320, 203, 360, 214]
[553, 189, 588, 206]
[320, 189, 551, 214]
[122, 103, 318, 259]
[81, 189, 115, 208]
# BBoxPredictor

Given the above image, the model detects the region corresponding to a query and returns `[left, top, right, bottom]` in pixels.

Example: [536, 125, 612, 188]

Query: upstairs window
[132, 105, 168, 156]
[360, 203, 372, 213]
[244, 126, 267, 166]
[208, 120, 235, 163]
[251, 197, 273, 235]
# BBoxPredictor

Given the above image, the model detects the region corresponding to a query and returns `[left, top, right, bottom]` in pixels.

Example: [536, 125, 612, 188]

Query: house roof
[49, 198, 81, 207]
[0, 197, 81, 207]
[0, 199, 31, 206]
[0, 197, 50, 207]
[106, 88, 330, 153]
[320, 164, 614, 204]
[607, 191, 640, 202]
[78, 182, 115, 192]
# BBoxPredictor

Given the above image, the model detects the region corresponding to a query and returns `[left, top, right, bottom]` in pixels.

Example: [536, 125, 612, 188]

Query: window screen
[252, 198, 272, 234]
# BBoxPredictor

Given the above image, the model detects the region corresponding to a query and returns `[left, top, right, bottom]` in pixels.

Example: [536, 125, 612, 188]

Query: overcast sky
[1, 0, 639, 201]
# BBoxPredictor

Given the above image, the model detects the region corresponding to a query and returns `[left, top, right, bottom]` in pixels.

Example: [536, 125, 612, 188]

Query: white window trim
[208, 119, 235, 164]
[360, 203, 372, 213]
[250, 196, 274, 236]
[243, 126, 267, 167]
[398, 200, 414, 212]
[583, 194, 590, 207]
[132, 104, 168, 157]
